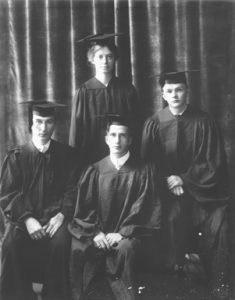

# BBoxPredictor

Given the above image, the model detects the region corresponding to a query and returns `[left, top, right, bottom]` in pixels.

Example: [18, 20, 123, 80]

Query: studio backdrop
[0, 0, 235, 187]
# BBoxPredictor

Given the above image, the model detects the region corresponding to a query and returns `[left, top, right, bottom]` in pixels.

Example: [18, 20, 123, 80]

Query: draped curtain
[1, 0, 235, 183]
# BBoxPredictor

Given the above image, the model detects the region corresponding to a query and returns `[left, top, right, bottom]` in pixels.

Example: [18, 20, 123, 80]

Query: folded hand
[25, 217, 46, 240]
[43, 212, 64, 238]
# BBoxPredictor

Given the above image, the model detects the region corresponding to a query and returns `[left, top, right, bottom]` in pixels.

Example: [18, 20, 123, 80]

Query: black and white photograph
[0, 0, 235, 299]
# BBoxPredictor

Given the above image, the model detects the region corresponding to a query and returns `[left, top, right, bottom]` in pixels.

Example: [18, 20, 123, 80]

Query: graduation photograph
[0, 0, 235, 300]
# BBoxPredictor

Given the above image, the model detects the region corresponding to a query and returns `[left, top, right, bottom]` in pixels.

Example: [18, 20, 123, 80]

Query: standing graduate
[141, 71, 231, 299]
[68, 115, 161, 300]
[0, 101, 80, 300]
[69, 33, 141, 164]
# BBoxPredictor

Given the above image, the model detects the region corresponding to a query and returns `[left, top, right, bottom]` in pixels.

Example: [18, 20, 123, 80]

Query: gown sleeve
[118, 164, 162, 238]
[180, 117, 230, 203]
[68, 166, 101, 242]
[69, 87, 86, 150]
[69, 84, 104, 163]
[0, 150, 34, 223]
[59, 148, 82, 221]
[141, 117, 165, 169]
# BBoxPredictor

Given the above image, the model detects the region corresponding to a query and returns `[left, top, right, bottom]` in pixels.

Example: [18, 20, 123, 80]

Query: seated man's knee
[1, 225, 23, 255]
[115, 238, 140, 256]
[49, 224, 71, 250]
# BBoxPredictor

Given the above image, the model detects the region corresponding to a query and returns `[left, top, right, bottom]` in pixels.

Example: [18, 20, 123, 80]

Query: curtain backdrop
[0, 0, 235, 181]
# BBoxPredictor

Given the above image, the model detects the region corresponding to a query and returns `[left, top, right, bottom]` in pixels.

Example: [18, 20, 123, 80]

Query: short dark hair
[106, 120, 133, 137]
[28, 109, 56, 133]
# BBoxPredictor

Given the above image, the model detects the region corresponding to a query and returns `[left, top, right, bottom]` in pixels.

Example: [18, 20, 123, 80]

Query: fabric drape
[0, 0, 233, 147]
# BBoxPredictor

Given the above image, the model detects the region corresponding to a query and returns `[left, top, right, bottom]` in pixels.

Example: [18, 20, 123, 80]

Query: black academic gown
[69, 77, 141, 164]
[141, 105, 230, 285]
[68, 155, 161, 300]
[0, 140, 79, 300]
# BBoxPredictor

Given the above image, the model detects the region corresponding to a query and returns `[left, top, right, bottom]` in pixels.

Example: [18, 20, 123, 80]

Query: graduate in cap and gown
[68, 114, 162, 300]
[0, 101, 80, 300]
[69, 33, 141, 165]
[141, 71, 231, 299]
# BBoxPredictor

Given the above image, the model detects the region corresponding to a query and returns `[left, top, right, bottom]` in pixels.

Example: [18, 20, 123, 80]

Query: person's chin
[171, 100, 180, 105]
[39, 137, 49, 144]
[112, 150, 121, 154]
[111, 149, 122, 155]
[171, 102, 184, 108]
[101, 67, 111, 73]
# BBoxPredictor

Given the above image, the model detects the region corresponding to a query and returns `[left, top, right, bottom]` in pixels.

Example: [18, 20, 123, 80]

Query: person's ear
[87, 54, 94, 65]
[105, 134, 109, 146]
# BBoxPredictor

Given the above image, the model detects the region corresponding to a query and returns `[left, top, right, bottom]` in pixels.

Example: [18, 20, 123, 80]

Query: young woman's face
[91, 46, 115, 74]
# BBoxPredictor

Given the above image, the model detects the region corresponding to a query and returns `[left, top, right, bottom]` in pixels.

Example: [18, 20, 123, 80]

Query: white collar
[110, 151, 130, 170]
[32, 138, 51, 153]
[169, 104, 188, 116]
[95, 75, 111, 87]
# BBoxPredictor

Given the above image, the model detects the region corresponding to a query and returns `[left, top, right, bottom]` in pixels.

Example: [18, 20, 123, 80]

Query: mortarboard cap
[159, 71, 187, 87]
[149, 69, 199, 87]
[78, 33, 124, 45]
[20, 100, 66, 117]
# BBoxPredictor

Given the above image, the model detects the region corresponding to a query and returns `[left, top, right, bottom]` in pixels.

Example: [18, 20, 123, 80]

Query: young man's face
[91, 46, 115, 75]
[162, 82, 188, 111]
[105, 124, 132, 158]
[31, 114, 55, 145]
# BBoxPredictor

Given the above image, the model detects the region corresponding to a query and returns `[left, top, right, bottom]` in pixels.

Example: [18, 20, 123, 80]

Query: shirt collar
[32, 138, 51, 153]
[85, 77, 115, 89]
[169, 104, 188, 116]
[110, 151, 130, 170]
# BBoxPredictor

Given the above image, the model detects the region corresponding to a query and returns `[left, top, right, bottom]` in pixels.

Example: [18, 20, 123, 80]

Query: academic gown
[69, 77, 141, 164]
[0, 140, 79, 300]
[68, 155, 161, 300]
[141, 105, 230, 284]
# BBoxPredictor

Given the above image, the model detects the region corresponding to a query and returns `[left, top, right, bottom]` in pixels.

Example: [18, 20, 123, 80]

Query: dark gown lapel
[158, 107, 179, 162]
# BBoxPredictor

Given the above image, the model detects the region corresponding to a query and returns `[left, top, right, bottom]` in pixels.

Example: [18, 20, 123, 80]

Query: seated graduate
[141, 71, 231, 300]
[68, 115, 162, 300]
[0, 101, 80, 300]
